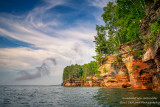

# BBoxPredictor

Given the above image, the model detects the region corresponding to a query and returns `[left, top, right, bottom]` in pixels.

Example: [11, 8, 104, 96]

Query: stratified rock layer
[63, 1, 160, 91]
[140, 0, 160, 91]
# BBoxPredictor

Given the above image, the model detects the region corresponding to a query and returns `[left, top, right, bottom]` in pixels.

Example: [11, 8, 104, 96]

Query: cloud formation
[16, 58, 57, 80]
[0, 0, 107, 84]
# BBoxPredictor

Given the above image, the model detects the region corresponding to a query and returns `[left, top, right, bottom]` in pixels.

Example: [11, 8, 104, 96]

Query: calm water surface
[0, 86, 160, 107]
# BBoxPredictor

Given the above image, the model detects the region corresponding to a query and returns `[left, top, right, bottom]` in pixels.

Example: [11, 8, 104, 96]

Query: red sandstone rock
[63, 1, 160, 91]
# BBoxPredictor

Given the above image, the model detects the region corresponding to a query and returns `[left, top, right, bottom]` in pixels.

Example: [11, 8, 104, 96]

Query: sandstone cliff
[63, 0, 160, 91]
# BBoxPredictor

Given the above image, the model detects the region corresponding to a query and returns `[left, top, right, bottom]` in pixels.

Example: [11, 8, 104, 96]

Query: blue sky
[0, 0, 111, 85]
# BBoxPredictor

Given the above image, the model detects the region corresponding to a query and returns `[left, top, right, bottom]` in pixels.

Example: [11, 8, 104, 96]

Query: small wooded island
[63, 0, 160, 91]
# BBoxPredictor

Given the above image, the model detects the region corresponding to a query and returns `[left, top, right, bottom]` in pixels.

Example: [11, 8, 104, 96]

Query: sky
[0, 0, 111, 85]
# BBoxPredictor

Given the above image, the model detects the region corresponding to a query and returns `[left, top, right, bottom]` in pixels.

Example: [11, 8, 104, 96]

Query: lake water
[0, 86, 160, 107]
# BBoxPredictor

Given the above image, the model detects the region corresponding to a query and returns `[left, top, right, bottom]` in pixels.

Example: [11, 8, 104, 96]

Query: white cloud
[0, 47, 51, 72]
[0, 0, 99, 84]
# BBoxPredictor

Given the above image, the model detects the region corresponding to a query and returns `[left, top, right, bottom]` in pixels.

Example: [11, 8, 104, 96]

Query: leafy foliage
[93, 0, 149, 64]
[63, 0, 157, 82]
[63, 64, 82, 82]
[92, 54, 106, 65]
[133, 49, 145, 59]
[63, 61, 99, 81]
[148, 18, 160, 45]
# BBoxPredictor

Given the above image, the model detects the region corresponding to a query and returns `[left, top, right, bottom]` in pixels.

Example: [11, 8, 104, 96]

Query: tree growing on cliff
[93, 0, 148, 65]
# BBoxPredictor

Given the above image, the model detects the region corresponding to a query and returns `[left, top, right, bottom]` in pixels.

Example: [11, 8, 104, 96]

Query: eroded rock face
[100, 0, 160, 91]
[140, 0, 160, 91]
[98, 54, 130, 88]
[98, 50, 152, 89]
[63, 47, 159, 90]
[147, 47, 160, 91]
[63, 46, 159, 90]
[63, 79, 105, 87]
[63, 1, 160, 91]
[129, 61, 152, 89]
[142, 37, 160, 62]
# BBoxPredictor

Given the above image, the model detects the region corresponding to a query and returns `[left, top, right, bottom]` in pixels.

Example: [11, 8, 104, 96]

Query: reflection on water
[94, 88, 160, 107]
[0, 86, 160, 107]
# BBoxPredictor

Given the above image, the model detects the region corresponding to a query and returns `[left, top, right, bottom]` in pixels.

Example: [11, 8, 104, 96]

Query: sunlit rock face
[141, 46, 160, 91]
[98, 54, 130, 88]
[142, 42, 160, 91]
[98, 47, 152, 89]
[100, 0, 160, 91]
[63, 1, 160, 91]
[63, 78, 105, 87]
[63, 46, 154, 89]
[127, 60, 152, 89]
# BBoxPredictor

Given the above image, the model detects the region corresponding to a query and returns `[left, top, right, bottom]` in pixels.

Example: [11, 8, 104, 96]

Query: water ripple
[0, 86, 160, 107]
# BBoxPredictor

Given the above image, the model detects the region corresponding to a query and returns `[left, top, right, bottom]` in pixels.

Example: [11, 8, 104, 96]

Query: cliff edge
[63, 0, 160, 91]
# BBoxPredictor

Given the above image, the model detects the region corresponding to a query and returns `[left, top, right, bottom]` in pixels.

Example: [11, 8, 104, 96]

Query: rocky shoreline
[63, 0, 160, 91]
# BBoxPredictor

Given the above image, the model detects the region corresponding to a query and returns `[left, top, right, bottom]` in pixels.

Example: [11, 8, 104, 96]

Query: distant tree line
[63, 61, 99, 82]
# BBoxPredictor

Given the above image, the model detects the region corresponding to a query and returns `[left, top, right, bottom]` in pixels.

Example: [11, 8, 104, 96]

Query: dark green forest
[63, 0, 159, 82]
[63, 61, 99, 81]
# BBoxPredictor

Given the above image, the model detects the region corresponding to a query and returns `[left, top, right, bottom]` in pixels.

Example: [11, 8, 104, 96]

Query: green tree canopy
[63, 61, 99, 82]
[93, 0, 151, 65]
